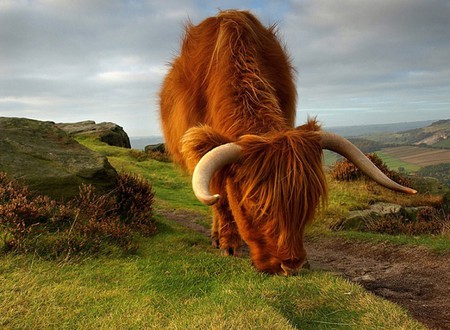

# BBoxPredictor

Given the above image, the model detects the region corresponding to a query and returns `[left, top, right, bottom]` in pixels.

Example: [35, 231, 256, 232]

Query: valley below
[380, 146, 450, 167]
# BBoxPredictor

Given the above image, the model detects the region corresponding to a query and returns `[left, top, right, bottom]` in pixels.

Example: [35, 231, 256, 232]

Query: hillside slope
[327, 120, 436, 137]
[364, 119, 450, 148]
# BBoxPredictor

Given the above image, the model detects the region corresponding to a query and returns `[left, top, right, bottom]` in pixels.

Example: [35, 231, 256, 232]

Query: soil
[306, 238, 450, 330]
[158, 208, 450, 330]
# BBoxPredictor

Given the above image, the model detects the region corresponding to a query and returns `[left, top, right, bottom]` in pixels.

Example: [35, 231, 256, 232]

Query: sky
[1, 0, 449, 137]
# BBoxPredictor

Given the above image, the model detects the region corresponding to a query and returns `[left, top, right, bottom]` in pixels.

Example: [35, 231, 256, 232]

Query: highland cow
[160, 10, 416, 275]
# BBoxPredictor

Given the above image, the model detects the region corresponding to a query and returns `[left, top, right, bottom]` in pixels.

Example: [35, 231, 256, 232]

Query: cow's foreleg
[210, 176, 242, 256]
[212, 201, 242, 256]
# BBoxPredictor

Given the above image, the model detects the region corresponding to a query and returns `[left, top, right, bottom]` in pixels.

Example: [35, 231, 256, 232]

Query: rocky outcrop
[333, 202, 429, 231]
[414, 131, 449, 146]
[57, 120, 131, 148]
[0, 117, 118, 199]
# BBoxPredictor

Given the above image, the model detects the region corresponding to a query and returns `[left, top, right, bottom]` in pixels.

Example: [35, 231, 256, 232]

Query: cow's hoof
[220, 246, 242, 257]
[211, 236, 220, 249]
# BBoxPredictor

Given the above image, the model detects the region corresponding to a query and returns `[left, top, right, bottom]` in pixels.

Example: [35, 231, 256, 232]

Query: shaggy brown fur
[160, 10, 296, 166]
[160, 10, 327, 274]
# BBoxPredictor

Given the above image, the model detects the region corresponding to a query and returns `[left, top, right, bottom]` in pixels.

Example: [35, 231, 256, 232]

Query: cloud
[0, 0, 449, 136]
[0, 0, 184, 135]
[281, 0, 450, 126]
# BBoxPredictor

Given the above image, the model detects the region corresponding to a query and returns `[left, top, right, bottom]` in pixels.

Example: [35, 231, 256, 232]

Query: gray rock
[0, 117, 117, 199]
[57, 120, 131, 148]
[334, 202, 430, 231]
[145, 143, 166, 154]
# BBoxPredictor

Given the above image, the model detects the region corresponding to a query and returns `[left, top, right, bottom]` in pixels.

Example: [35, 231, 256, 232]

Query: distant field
[380, 146, 450, 167]
[375, 151, 421, 173]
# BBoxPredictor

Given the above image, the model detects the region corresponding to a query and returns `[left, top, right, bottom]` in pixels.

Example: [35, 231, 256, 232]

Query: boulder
[0, 117, 118, 199]
[333, 202, 430, 231]
[56, 120, 131, 148]
[145, 143, 166, 154]
[144, 143, 170, 162]
[337, 203, 402, 231]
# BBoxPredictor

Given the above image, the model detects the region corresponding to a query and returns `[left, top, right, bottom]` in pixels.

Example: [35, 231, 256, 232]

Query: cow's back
[160, 10, 296, 168]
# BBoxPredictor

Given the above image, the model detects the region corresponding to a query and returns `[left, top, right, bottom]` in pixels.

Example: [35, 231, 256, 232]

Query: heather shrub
[0, 174, 56, 252]
[146, 150, 171, 162]
[366, 206, 448, 235]
[330, 153, 412, 187]
[0, 172, 156, 259]
[127, 148, 170, 162]
[114, 172, 156, 235]
[329, 159, 360, 181]
[128, 149, 150, 162]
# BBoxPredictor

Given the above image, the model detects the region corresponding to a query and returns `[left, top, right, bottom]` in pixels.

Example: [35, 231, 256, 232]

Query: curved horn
[192, 143, 242, 205]
[320, 131, 417, 194]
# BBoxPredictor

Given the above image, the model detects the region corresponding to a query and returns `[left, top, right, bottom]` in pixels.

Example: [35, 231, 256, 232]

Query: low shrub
[146, 150, 171, 162]
[417, 163, 450, 186]
[0, 172, 156, 259]
[128, 149, 151, 162]
[114, 172, 156, 235]
[366, 206, 448, 236]
[127, 148, 170, 163]
[330, 153, 412, 187]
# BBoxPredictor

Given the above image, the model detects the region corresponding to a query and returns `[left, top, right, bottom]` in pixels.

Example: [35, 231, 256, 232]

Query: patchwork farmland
[380, 146, 450, 167]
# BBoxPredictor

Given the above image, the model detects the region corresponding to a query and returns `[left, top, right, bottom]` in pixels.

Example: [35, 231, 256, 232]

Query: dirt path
[306, 238, 450, 330]
[158, 208, 450, 330]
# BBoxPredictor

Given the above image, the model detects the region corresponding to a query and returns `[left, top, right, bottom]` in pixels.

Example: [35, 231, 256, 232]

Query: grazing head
[228, 125, 327, 274]
[182, 120, 326, 274]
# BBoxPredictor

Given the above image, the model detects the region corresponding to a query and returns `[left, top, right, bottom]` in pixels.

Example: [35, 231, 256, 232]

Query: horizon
[1, 1, 449, 136]
[126, 118, 447, 138]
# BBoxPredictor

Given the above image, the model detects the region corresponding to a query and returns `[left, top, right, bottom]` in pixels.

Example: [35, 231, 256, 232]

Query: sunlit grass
[0, 217, 425, 329]
[75, 136, 209, 212]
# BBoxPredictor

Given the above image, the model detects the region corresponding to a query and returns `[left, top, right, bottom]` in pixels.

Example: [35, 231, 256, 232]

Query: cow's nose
[280, 263, 300, 276]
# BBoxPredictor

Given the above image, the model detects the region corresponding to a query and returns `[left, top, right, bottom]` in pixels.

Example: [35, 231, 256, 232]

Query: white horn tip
[406, 188, 418, 195]
[198, 194, 220, 206]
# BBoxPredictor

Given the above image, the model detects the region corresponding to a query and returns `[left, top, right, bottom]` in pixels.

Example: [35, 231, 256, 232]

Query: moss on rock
[0, 117, 117, 199]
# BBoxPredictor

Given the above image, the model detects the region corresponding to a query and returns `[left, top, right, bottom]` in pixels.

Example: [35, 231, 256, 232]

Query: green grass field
[375, 151, 422, 173]
[1, 217, 425, 329]
[2, 138, 446, 329]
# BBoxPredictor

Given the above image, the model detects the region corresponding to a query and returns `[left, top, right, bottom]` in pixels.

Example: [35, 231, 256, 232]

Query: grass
[375, 151, 421, 173]
[1, 216, 425, 329]
[2, 137, 446, 328]
[75, 136, 209, 213]
[332, 230, 450, 254]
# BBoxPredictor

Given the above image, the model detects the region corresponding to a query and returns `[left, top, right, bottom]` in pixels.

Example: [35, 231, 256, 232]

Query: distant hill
[361, 119, 450, 148]
[326, 120, 437, 137]
[323, 120, 450, 177]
